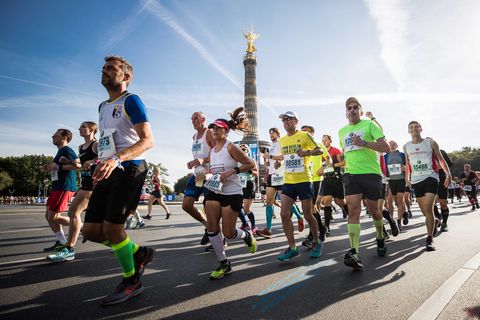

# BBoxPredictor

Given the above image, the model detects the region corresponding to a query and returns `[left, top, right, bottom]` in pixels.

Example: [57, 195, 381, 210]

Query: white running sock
[208, 232, 226, 261]
[55, 230, 67, 244]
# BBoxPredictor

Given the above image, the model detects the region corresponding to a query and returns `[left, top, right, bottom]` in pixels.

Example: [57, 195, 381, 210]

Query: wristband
[109, 155, 124, 170]
[234, 167, 240, 174]
[371, 117, 376, 120]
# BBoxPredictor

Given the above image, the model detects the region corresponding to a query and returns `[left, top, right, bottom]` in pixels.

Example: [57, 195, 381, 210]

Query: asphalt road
[0, 201, 479, 320]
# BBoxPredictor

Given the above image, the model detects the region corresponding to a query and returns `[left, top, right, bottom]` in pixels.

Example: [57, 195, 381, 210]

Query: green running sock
[347, 223, 361, 253]
[111, 237, 135, 278]
[373, 218, 384, 239]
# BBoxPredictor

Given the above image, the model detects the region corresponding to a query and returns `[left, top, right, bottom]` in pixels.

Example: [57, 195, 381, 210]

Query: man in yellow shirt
[273, 111, 327, 261]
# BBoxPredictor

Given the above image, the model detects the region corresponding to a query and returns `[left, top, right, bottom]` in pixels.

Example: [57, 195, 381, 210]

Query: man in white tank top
[403, 121, 451, 251]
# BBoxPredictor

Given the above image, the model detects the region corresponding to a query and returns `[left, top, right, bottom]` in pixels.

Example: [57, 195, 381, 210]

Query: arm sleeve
[124, 94, 149, 125]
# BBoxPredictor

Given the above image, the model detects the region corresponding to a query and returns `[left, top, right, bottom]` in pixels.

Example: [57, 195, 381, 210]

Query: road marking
[408, 251, 480, 320]
[0, 257, 46, 267]
[0, 227, 49, 234]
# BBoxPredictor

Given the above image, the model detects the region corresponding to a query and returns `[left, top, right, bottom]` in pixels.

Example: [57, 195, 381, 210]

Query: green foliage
[174, 173, 193, 194]
[0, 171, 14, 191]
[146, 162, 172, 194]
[448, 147, 480, 177]
[0, 155, 53, 195]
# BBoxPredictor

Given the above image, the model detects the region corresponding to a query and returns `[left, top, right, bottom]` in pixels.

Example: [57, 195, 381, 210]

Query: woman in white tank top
[203, 107, 258, 280]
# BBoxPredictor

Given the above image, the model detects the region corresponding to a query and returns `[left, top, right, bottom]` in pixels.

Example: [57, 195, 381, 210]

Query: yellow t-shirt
[279, 130, 319, 184]
[310, 143, 330, 182]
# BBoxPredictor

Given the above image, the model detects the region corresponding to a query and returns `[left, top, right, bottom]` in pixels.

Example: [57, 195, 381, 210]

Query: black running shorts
[412, 177, 438, 198]
[343, 173, 382, 201]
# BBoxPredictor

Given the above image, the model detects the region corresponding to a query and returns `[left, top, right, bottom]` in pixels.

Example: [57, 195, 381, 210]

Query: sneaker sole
[426, 246, 436, 252]
[278, 254, 300, 262]
[101, 286, 144, 306]
[388, 221, 399, 237]
[344, 257, 363, 270]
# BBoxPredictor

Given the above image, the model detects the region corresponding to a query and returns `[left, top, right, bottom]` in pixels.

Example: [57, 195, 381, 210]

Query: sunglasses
[347, 105, 360, 111]
[282, 117, 294, 122]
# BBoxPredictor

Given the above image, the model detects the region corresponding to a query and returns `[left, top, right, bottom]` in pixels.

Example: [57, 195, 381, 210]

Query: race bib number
[204, 173, 224, 193]
[192, 141, 203, 157]
[342, 131, 364, 153]
[284, 154, 305, 173]
[50, 170, 59, 182]
[324, 165, 334, 174]
[463, 185, 472, 192]
[411, 159, 432, 175]
[239, 175, 248, 188]
[388, 164, 402, 175]
[271, 173, 284, 186]
[98, 129, 117, 161]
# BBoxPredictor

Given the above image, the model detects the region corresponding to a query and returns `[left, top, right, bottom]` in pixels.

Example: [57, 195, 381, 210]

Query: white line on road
[408, 251, 480, 320]
[0, 227, 49, 234]
[0, 257, 46, 267]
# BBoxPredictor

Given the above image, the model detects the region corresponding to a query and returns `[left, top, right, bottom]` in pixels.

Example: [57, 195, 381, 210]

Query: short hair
[83, 121, 98, 135]
[192, 111, 206, 120]
[269, 127, 280, 136]
[408, 120, 420, 127]
[104, 55, 133, 85]
[322, 134, 332, 142]
[57, 129, 73, 143]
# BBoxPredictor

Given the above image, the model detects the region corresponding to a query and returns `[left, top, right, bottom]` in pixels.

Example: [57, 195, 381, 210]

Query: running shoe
[325, 226, 331, 237]
[200, 229, 210, 245]
[432, 218, 440, 237]
[47, 246, 75, 262]
[376, 238, 387, 257]
[101, 277, 144, 306]
[142, 215, 152, 220]
[43, 241, 64, 252]
[125, 217, 134, 229]
[134, 246, 156, 276]
[344, 248, 363, 270]
[240, 224, 250, 231]
[209, 260, 232, 280]
[397, 219, 402, 232]
[388, 218, 399, 237]
[425, 237, 436, 251]
[310, 242, 323, 259]
[135, 221, 145, 229]
[165, 213, 170, 220]
[256, 227, 272, 239]
[277, 247, 299, 261]
[402, 212, 409, 225]
[302, 235, 314, 249]
[440, 222, 448, 232]
[244, 231, 257, 254]
[297, 218, 305, 232]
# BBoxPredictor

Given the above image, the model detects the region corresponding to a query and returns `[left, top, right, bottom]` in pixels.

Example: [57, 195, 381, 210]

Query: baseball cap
[278, 111, 298, 120]
[208, 119, 230, 131]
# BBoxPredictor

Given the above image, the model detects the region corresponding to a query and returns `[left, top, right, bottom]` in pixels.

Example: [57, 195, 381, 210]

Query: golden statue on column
[243, 29, 259, 53]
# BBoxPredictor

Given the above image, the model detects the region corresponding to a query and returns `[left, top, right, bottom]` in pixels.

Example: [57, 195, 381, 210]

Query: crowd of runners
[37, 55, 480, 306]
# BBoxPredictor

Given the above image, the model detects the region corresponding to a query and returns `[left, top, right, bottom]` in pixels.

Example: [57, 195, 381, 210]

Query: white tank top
[405, 139, 439, 184]
[192, 128, 211, 159]
[209, 141, 242, 195]
[268, 141, 284, 175]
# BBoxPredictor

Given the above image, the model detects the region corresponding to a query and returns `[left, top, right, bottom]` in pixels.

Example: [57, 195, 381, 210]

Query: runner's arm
[430, 139, 452, 187]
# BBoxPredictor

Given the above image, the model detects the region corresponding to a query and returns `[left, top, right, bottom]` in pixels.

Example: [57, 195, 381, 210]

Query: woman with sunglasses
[204, 107, 257, 280]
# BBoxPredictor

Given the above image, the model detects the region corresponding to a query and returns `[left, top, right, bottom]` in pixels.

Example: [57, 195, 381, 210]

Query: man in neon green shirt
[338, 97, 390, 270]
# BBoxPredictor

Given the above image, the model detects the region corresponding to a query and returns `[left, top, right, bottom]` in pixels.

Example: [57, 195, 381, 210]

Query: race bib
[284, 154, 305, 173]
[463, 185, 472, 192]
[239, 175, 248, 188]
[342, 131, 364, 153]
[50, 170, 59, 182]
[192, 141, 204, 158]
[204, 173, 224, 193]
[271, 173, 284, 186]
[388, 164, 402, 175]
[411, 158, 432, 175]
[324, 165, 334, 174]
[98, 129, 117, 161]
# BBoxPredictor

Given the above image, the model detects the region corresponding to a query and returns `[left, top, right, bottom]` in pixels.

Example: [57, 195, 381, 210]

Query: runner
[338, 97, 391, 270]
[404, 121, 452, 251]
[47, 122, 98, 262]
[453, 177, 462, 202]
[256, 128, 303, 239]
[43, 129, 79, 252]
[300, 125, 329, 247]
[238, 144, 259, 233]
[183, 112, 214, 245]
[435, 149, 454, 231]
[82, 55, 155, 305]
[460, 164, 479, 210]
[276, 111, 326, 261]
[143, 166, 171, 220]
[384, 140, 407, 231]
[203, 107, 257, 280]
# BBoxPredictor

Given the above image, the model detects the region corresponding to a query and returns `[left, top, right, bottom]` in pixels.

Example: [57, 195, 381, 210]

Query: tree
[0, 171, 13, 191]
[146, 162, 172, 194]
[0, 155, 54, 196]
[174, 173, 193, 195]
[448, 147, 480, 177]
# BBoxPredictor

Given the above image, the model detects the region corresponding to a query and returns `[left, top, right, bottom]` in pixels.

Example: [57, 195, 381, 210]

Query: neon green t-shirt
[279, 130, 318, 184]
[338, 119, 384, 175]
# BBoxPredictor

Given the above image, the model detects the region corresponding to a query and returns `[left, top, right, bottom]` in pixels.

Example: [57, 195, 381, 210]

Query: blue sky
[1, 0, 480, 187]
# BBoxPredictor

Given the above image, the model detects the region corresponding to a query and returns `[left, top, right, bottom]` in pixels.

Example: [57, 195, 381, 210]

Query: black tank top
[79, 141, 97, 164]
